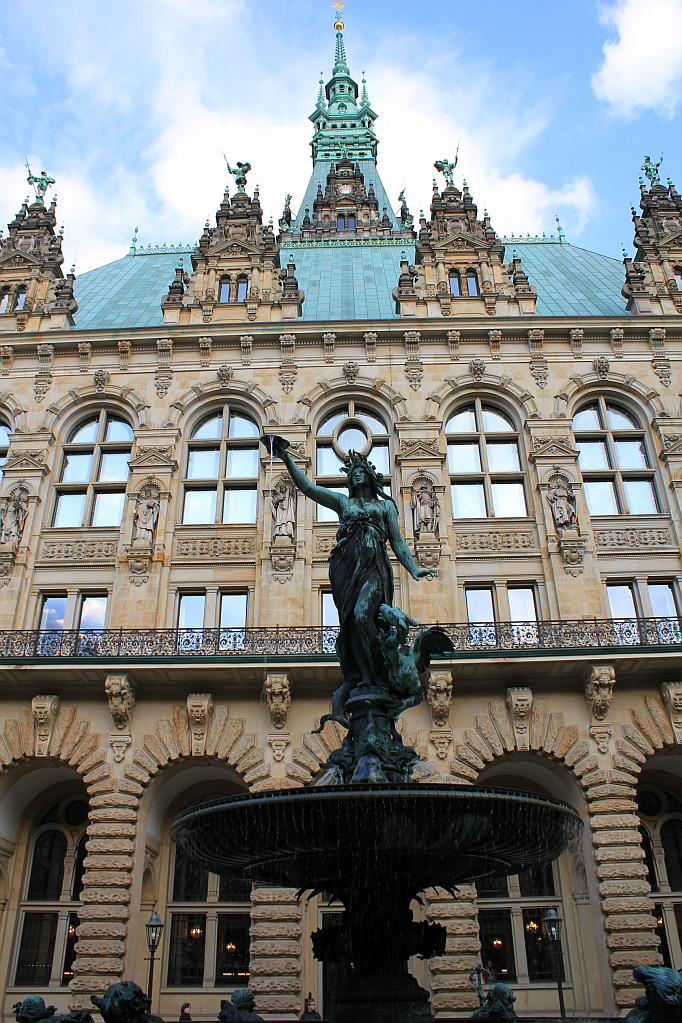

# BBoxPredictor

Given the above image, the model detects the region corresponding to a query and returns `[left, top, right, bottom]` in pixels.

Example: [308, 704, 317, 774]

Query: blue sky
[1, 0, 681, 273]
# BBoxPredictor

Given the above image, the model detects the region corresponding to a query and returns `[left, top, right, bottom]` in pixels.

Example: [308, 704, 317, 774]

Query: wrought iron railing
[0, 617, 681, 661]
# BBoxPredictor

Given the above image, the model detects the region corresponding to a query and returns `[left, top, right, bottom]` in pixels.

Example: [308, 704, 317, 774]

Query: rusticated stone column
[425, 884, 480, 1015]
[250, 886, 303, 1015]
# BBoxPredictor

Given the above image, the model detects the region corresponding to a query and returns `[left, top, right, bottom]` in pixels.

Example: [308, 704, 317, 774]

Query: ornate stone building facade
[0, 17, 682, 1022]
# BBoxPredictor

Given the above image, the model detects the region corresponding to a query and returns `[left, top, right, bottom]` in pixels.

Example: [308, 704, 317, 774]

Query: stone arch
[424, 370, 539, 423]
[37, 384, 152, 434]
[0, 390, 28, 434]
[293, 374, 409, 425]
[554, 370, 667, 421]
[166, 378, 279, 431]
[0, 703, 106, 781]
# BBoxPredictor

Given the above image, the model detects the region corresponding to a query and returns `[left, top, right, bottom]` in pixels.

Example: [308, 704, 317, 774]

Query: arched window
[14, 287, 26, 311]
[218, 277, 231, 303]
[315, 401, 389, 522]
[573, 399, 657, 516]
[674, 267, 682, 291]
[637, 783, 682, 968]
[0, 289, 9, 314]
[15, 795, 89, 988]
[0, 421, 10, 478]
[466, 270, 479, 297]
[53, 411, 133, 528]
[182, 405, 259, 525]
[446, 401, 527, 519]
[236, 276, 248, 303]
[448, 270, 461, 297]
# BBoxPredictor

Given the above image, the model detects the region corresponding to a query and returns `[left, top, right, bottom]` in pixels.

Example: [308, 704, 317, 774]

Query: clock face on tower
[339, 183, 353, 195]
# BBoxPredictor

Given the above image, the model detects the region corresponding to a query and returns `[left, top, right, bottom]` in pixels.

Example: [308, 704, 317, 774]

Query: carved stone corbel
[109, 734, 132, 762]
[660, 681, 682, 743]
[426, 671, 452, 727]
[590, 724, 613, 754]
[105, 675, 135, 730]
[187, 693, 214, 756]
[584, 665, 615, 722]
[266, 673, 291, 729]
[429, 729, 453, 759]
[268, 733, 291, 761]
[506, 686, 533, 751]
[32, 695, 59, 756]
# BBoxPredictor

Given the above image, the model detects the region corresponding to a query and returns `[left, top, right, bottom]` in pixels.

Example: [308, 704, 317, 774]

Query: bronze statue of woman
[262, 435, 433, 720]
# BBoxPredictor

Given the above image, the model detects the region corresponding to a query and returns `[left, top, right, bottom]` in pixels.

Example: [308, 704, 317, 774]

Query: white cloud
[592, 0, 682, 118]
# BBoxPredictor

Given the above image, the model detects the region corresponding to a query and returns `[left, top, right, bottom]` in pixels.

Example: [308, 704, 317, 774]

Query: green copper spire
[308, 12, 378, 166]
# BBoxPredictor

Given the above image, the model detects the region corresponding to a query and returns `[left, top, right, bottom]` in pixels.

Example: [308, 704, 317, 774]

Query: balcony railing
[0, 617, 681, 662]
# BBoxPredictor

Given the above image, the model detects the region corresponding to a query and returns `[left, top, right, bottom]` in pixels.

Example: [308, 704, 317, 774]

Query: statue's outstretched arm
[262, 436, 345, 515]
[385, 499, 431, 580]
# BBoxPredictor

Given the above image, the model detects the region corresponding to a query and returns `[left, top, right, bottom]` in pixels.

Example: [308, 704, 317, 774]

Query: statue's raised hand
[260, 434, 290, 460]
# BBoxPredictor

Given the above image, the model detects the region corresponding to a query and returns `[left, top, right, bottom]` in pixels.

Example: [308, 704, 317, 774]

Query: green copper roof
[70, 237, 628, 330]
[309, 27, 378, 165]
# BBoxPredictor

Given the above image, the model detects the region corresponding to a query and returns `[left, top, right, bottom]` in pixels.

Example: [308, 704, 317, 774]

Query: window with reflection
[53, 412, 133, 528]
[508, 587, 539, 644]
[0, 421, 11, 479]
[574, 399, 658, 516]
[466, 587, 496, 646]
[14, 287, 26, 312]
[447, 401, 527, 519]
[637, 784, 682, 969]
[448, 270, 461, 297]
[466, 270, 479, 296]
[236, 276, 248, 303]
[15, 796, 89, 988]
[218, 277, 231, 303]
[674, 267, 682, 291]
[315, 402, 390, 522]
[0, 289, 9, 314]
[183, 406, 259, 525]
[167, 840, 251, 988]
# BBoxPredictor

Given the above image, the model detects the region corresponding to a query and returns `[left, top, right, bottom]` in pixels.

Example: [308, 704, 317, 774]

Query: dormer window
[236, 276, 248, 303]
[0, 290, 8, 314]
[466, 270, 479, 297]
[14, 288, 26, 312]
[218, 277, 230, 303]
[449, 270, 461, 297]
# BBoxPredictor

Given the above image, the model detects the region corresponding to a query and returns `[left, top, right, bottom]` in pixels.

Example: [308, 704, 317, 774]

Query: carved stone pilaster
[118, 337, 132, 370]
[426, 671, 452, 727]
[78, 341, 91, 371]
[32, 695, 59, 756]
[610, 328, 624, 357]
[505, 686, 533, 751]
[155, 337, 173, 397]
[447, 330, 460, 360]
[323, 333, 336, 363]
[488, 330, 501, 359]
[660, 681, 682, 743]
[187, 693, 214, 756]
[569, 328, 583, 358]
[363, 332, 377, 362]
[1, 346, 14, 374]
[584, 665, 615, 722]
[105, 675, 135, 730]
[199, 336, 212, 366]
[266, 673, 291, 730]
[240, 335, 253, 365]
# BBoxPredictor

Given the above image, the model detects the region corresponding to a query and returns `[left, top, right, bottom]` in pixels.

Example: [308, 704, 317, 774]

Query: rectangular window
[448, 443, 481, 473]
[486, 442, 520, 472]
[223, 487, 257, 524]
[215, 914, 251, 986]
[451, 483, 486, 518]
[466, 273, 479, 297]
[226, 448, 259, 478]
[607, 584, 636, 619]
[577, 441, 609, 470]
[322, 592, 339, 653]
[183, 489, 217, 524]
[508, 587, 538, 644]
[172, 845, 208, 902]
[220, 593, 247, 630]
[615, 440, 648, 469]
[79, 595, 107, 631]
[92, 491, 125, 527]
[61, 453, 92, 483]
[584, 480, 618, 515]
[54, 492, 87, 528]
[523, 909, 565, 982]
[98, 452, 130, 482]
[518, 861, 555, 897]
[61, 913, 79, 986]
[179, 594, 205, 630]
[623, 479, 657, 514]
[40, 596, 67, 631]
[347, 216, 356, 230]
[491, 482, 527, 517]
[649, 583, 681, 643]
[188, 449, 220, 479]
[337, 217, 345, 231]
[654, 905, 672, 969]
[371, 443, 389, 475]
[317, 488, 346, 522]
[15, 912, 58, 986]
[675, 904, 682, 949]
[478, 909, 516, 983]
[167, 913, 206, 986]
[476, 875, 509, 898]
[317, 446, 344, 475]
[466, 588, 496, 646]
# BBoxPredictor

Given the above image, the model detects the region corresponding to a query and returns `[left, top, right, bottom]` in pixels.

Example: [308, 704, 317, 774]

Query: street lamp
[544, 908, 565, 1020]
[145, 912, 164, 1004]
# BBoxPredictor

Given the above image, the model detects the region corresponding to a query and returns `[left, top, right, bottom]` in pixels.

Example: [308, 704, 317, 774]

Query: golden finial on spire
[332, 0, 345, 30]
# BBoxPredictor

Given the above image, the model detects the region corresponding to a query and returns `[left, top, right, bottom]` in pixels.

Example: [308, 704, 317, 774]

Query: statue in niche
[0, 489, 28, 550]
[411, 478, 439, 538]
[271, 475, 296, 543]
[132, 483, 160, 548]
[546, 474, 578, 533]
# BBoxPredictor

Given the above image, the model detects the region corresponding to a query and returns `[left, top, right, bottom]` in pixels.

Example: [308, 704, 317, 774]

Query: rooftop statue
[25, 160, 55, 204]
[624, 965, 682, 1023]
[224, 159, 252, 193]
[642, 153, 663, 186]
[261, 435, 453, 782]
[434, 156, 458, 187]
